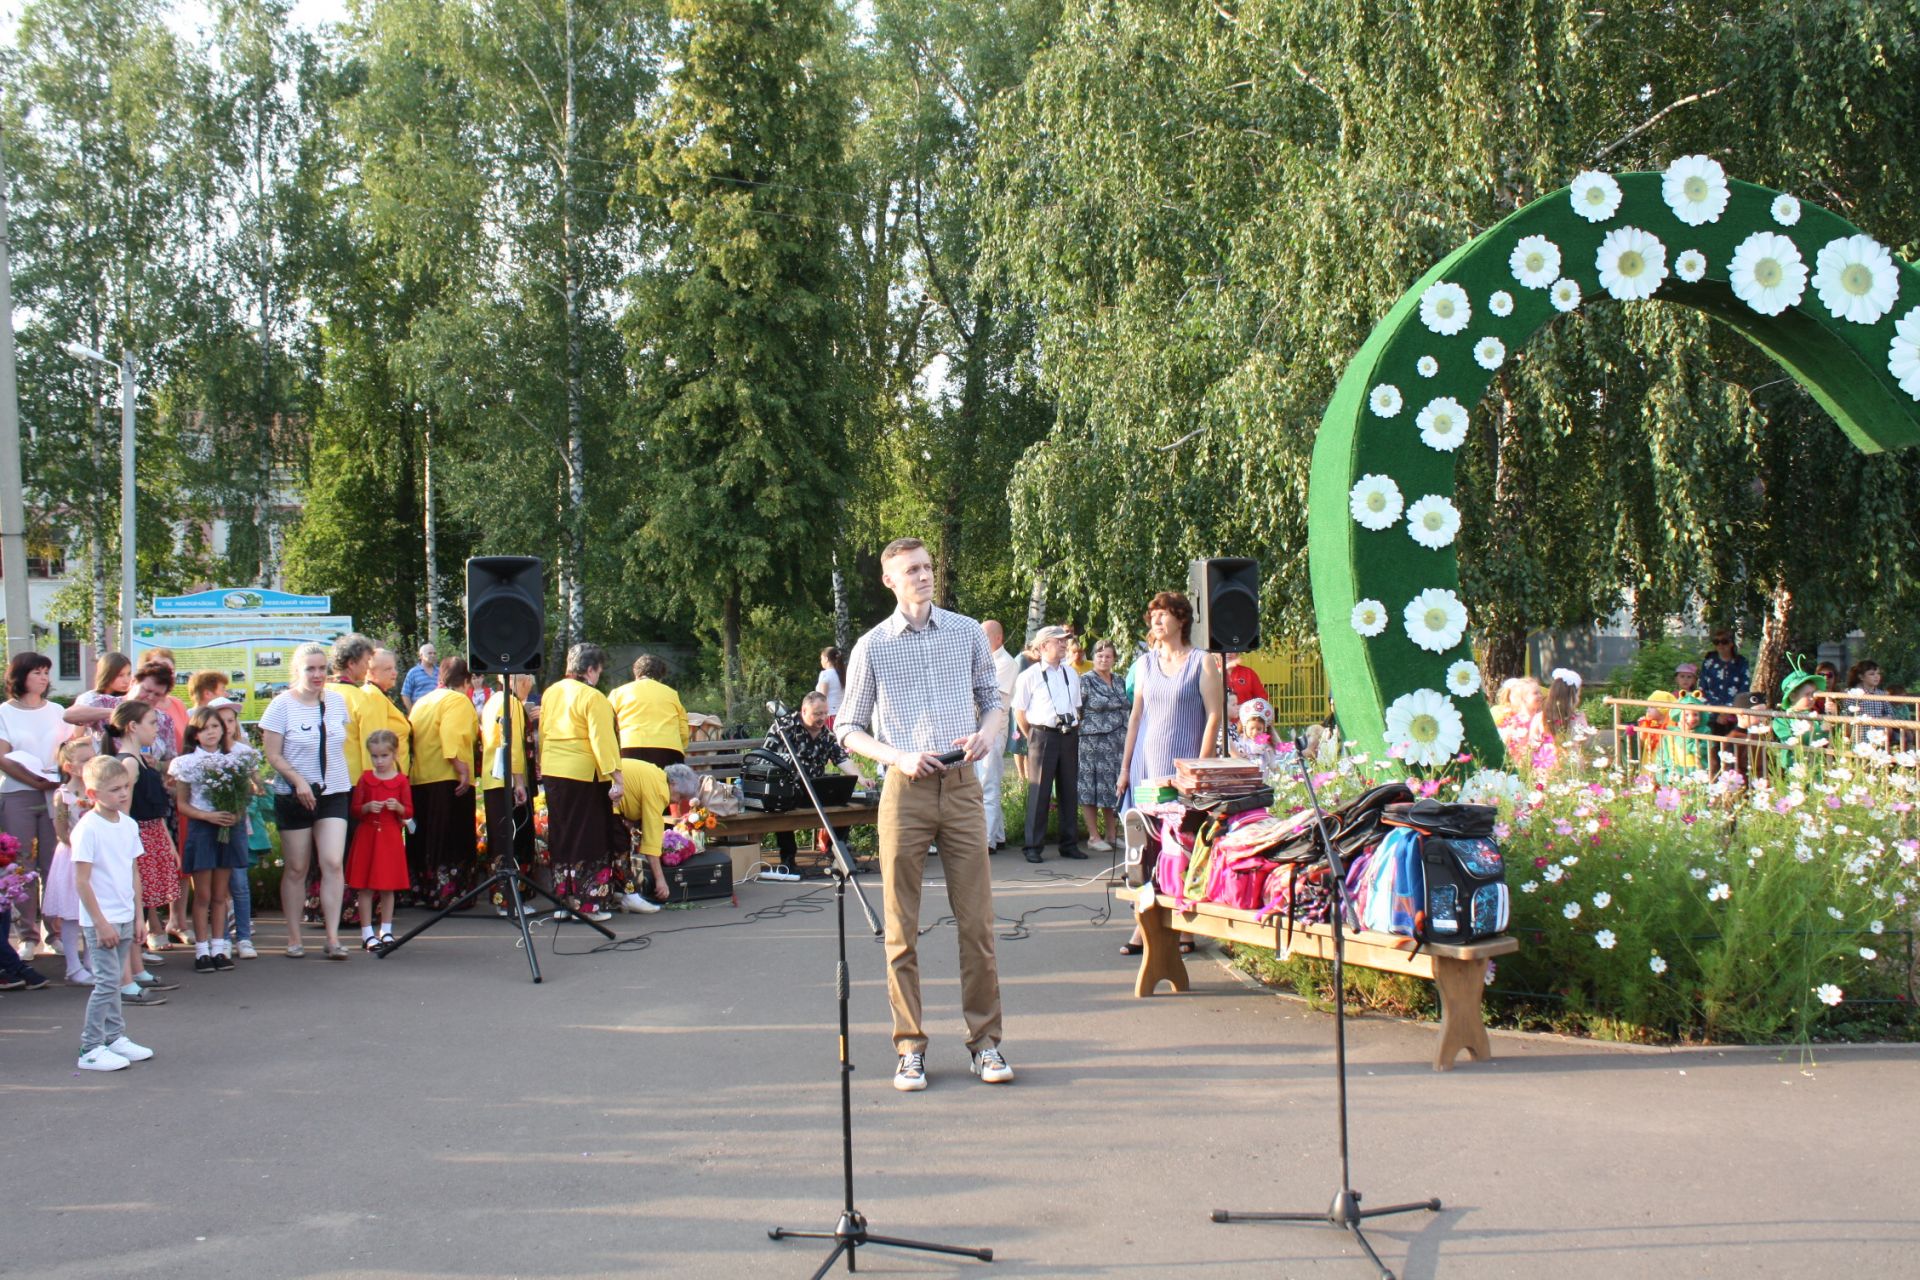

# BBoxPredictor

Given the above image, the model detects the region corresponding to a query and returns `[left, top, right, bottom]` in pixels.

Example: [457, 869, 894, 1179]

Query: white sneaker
[580, 909, 613, 922]
[619, 892, 661, 914]
[893, 1052, 928, 1092]
[77, 1046, 130, 1072]
[236, 941, 258, 960]
[1087, 838, 1113, 853]
[970, 1046, 1014, 1084]
[107, 1036, 154, 1062]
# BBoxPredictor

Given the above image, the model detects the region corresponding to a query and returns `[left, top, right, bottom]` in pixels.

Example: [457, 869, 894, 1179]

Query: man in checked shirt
[836, 537, 1014, 1091]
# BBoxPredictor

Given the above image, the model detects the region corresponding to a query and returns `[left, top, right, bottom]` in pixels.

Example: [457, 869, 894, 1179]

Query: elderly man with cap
[1011, 624, 1084, 864]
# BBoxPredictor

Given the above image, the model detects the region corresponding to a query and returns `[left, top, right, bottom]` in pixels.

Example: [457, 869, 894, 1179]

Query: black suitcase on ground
[661, 849, 732, 903]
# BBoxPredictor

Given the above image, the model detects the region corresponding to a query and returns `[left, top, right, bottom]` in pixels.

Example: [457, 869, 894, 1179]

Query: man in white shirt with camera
[1011, 625, 1083, 864]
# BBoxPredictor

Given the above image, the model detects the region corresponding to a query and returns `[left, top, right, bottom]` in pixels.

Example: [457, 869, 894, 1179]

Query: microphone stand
[1210, 734, 1439, 1280]
[765, 701, 993, 1276]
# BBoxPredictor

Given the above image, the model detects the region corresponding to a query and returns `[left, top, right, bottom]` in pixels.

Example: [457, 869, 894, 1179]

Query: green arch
[1309, 169, 1920, 765]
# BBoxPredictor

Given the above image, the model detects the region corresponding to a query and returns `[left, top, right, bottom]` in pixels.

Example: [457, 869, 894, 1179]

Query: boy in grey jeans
[71, 756, 155, 1072]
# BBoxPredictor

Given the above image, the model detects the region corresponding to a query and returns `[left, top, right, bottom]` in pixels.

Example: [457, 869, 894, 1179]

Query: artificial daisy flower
[1350, 599, 1389, 637]
[1890, 306, 1920, 399]
[1419, 281, 1472, 336]
[1812, 234, 1901, 325]
[1729, 231, 1807, 316]
[1369, 383, 1404, 417]
[1550, 277, 1582, 312]
[1416, 396, 1469, 452]
[1595, 225, 1668, 301]
[1348, 473, 1404, 530]
[1488, 290, 1515, 317]
[1674, 249, 1707, 283]
[1661, 154, 1730, 226]
[1402, 587, 1468, 653]
[1509, 235, 1562, 289]
[1568, 170, 1622, 222]
[1416, 355, 1439, 378]
[1383, 688, 1465, 767]
[1771, 193, 1801, 226]
[1444, 658, 1481, 698]
[1473, 336, 1506, 370]
[1405, 494, 1460, 549]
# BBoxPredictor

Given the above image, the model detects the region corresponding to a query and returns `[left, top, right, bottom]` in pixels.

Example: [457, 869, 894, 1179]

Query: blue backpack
[1358, 828, 1424, 936]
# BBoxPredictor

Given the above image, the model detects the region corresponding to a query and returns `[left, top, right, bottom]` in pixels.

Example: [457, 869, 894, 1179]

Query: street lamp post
[62, 342, 137, 654]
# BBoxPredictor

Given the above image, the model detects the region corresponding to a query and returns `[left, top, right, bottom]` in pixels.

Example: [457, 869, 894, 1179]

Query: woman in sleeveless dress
[1117, 591, 1224, 954]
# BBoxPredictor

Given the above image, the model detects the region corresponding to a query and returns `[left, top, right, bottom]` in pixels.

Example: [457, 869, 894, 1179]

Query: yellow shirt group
[613, 758, 672, 859]
[408, 687, 481, 786]
[478, 690, 528, 793]
[607, 678, 690, 752]
[359, 681, 413, 774]
[540, 677, 621, 782]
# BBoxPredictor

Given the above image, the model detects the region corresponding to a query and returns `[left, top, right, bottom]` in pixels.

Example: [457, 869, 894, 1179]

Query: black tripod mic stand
[377, 675, 613, 983]
[763, 700, 993, 1276]
[1211, 734, 1439, 1280]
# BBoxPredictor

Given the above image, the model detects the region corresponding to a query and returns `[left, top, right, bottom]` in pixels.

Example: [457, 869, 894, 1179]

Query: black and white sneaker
[194, 954, 216, 974]
[970, 1046, 1014, 1084]
[211, 952, 235, 971]
[893, 1052, 928, 1092]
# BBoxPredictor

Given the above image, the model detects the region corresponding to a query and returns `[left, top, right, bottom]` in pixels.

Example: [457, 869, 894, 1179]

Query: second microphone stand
[763, 701, 993, 1277]
[1210, 735, 1440, 1280]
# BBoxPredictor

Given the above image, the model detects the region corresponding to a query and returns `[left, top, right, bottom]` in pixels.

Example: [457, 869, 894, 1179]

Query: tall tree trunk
[1483, 626, 1529, 689]
[87, 398, 109, 651]
[1023, 572, 1046, 645]
[722, 584, 741, 726]
[423, 406, 440, 641]
[1753, 572, 1795, 699]
[831, 547, 850, 650]
[395, 412, 420, 647]
[1481, 386, 1531, 687]
[560, 0, 587, 645]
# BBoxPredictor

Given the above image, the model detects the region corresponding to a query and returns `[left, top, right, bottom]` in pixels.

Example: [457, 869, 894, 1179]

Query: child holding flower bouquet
[167, 707, 260, 973]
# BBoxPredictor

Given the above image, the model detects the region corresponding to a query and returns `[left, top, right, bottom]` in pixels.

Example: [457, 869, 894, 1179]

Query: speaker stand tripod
[1210, 735, 1439, 1280]
[762, 701, 993, 1276]
[376, 678, 613, 983]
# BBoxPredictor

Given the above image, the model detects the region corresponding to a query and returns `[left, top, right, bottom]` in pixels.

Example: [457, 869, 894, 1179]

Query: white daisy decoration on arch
[1675, 249, 1708, 283]
[1348, 473, 1404, 531]
[1416, 396, 1469, 452]
[1350, 599, 1389, 638]
[1890, 306, 1920, 400]
[1550, 277, 1582, 312]
[1444, 658, 1482, 698]
[1595, 225, 1668, 301]
[1729, 231, 1807, 316]
[1568, 170, 1622, 223]
[1488, 290, 1515, 317]
[1369, 383, 1405, 418]
[1660, 154, 1730, 226]
[1419, 282, 1472, 336]
[1771, 193, 1802, 226]
[1405, 494, 1460, 549]
[1383, 688, 1465, 767]
[1403, 587, 1468, 653]
[1509, 235, 1562, 289]
[1416, 355, 1439, 378]
[1812, 235, 1901, 325]
[1473, 336, 1506, 370]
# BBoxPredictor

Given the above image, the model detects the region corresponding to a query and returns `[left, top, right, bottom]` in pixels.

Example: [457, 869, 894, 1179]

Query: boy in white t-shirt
[71, 756, 155, 1072]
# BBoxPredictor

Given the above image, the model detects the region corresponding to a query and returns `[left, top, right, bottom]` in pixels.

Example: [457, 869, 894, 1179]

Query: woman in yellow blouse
[479, 673, 533, 885]
[406, 657, 481, 902]
[610, 758, 700, 911]
[362, 648, 413, 773]
[607, 653, 690, 766]
[540, 643, 624, 922]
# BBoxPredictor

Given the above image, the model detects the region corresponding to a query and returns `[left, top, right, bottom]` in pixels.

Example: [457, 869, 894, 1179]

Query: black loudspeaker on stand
[1189, 556, 1260, 653]
[764, 700, 993, 1277]
[379, 557, 615, 982]
[1210, 734, 1440, 1280]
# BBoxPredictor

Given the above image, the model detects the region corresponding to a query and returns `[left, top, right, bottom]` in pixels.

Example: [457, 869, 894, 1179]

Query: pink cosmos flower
[1654, 787, 1680, 811]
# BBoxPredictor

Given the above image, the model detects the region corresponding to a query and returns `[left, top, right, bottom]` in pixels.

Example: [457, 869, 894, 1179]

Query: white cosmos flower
[1728, 231, 1807, 316]
[1707, 881, 1731, 902]
[1543, 864, 1564, 883]
[1509, 235, 1563, 288]
[1416, 396, 1469, 452]
[1569, 170, 1622, 222]
[1563, 901, 1582, 920]
[1550, 277, 1582, 312]
[1350, 599, 1389, 638]
[1675, 249, 1708, 283]
[1891, 307, 1920, 399]
[1420, 282, 1472, 336]
[1473, 336, 1506, 370]
[1812, 235, 1901, 325]
[1815, 982, 1843, 1007]
[1595, 929, 1617, 949]
[1661, 154, 1730, 226]
[1772, 193, 1801, 226]
[1382, 688, 1465, 767]
[1592, 891, 1611, 909]
[1445, 659, 1482, 697]
[1416, 355, 1439, 378]
[1488, 290, 1514, 317]
[1348, 473, 1404, 530]
[1860, 947, 1878, 961]
[1405, 494, 1460, 549]
[1870, 919, 1885, 934]
[1649, 954, 1668, 975]
[1596, 225, 1668, 301]
[1403, 587, 1468, 653]
[1369, 383, 1404, 417]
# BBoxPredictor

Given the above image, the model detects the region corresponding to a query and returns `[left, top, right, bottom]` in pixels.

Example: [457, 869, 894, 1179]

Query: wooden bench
[1133, 891, 1518, 1071]
[685, 737, 759, 778]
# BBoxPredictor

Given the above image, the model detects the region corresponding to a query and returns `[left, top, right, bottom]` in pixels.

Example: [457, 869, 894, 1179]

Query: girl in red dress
[346, 730, 412, 949]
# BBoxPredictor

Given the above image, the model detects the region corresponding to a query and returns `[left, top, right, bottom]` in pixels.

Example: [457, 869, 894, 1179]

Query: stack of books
[1172, 757, 1265, 798]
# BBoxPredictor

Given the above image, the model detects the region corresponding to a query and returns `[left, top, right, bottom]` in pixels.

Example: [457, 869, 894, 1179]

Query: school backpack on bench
[1383, 800, 1509, 942]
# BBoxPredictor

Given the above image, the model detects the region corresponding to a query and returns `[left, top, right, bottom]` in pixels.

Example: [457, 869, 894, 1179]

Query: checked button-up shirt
[835, 605, 1004, 756]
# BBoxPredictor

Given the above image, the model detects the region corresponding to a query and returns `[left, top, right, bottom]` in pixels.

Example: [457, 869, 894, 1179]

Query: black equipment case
[741, 748, 857, 812]
[661, 849, 733, 903]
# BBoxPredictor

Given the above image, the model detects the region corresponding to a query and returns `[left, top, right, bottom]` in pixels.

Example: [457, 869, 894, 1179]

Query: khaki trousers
[879, 766, 1003, 1055]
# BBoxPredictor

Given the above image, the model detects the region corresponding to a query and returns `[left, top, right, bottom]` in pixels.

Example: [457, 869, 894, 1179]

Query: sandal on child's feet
[1178, 940, 1196, 954]
[1119, 941, 1144, 956]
